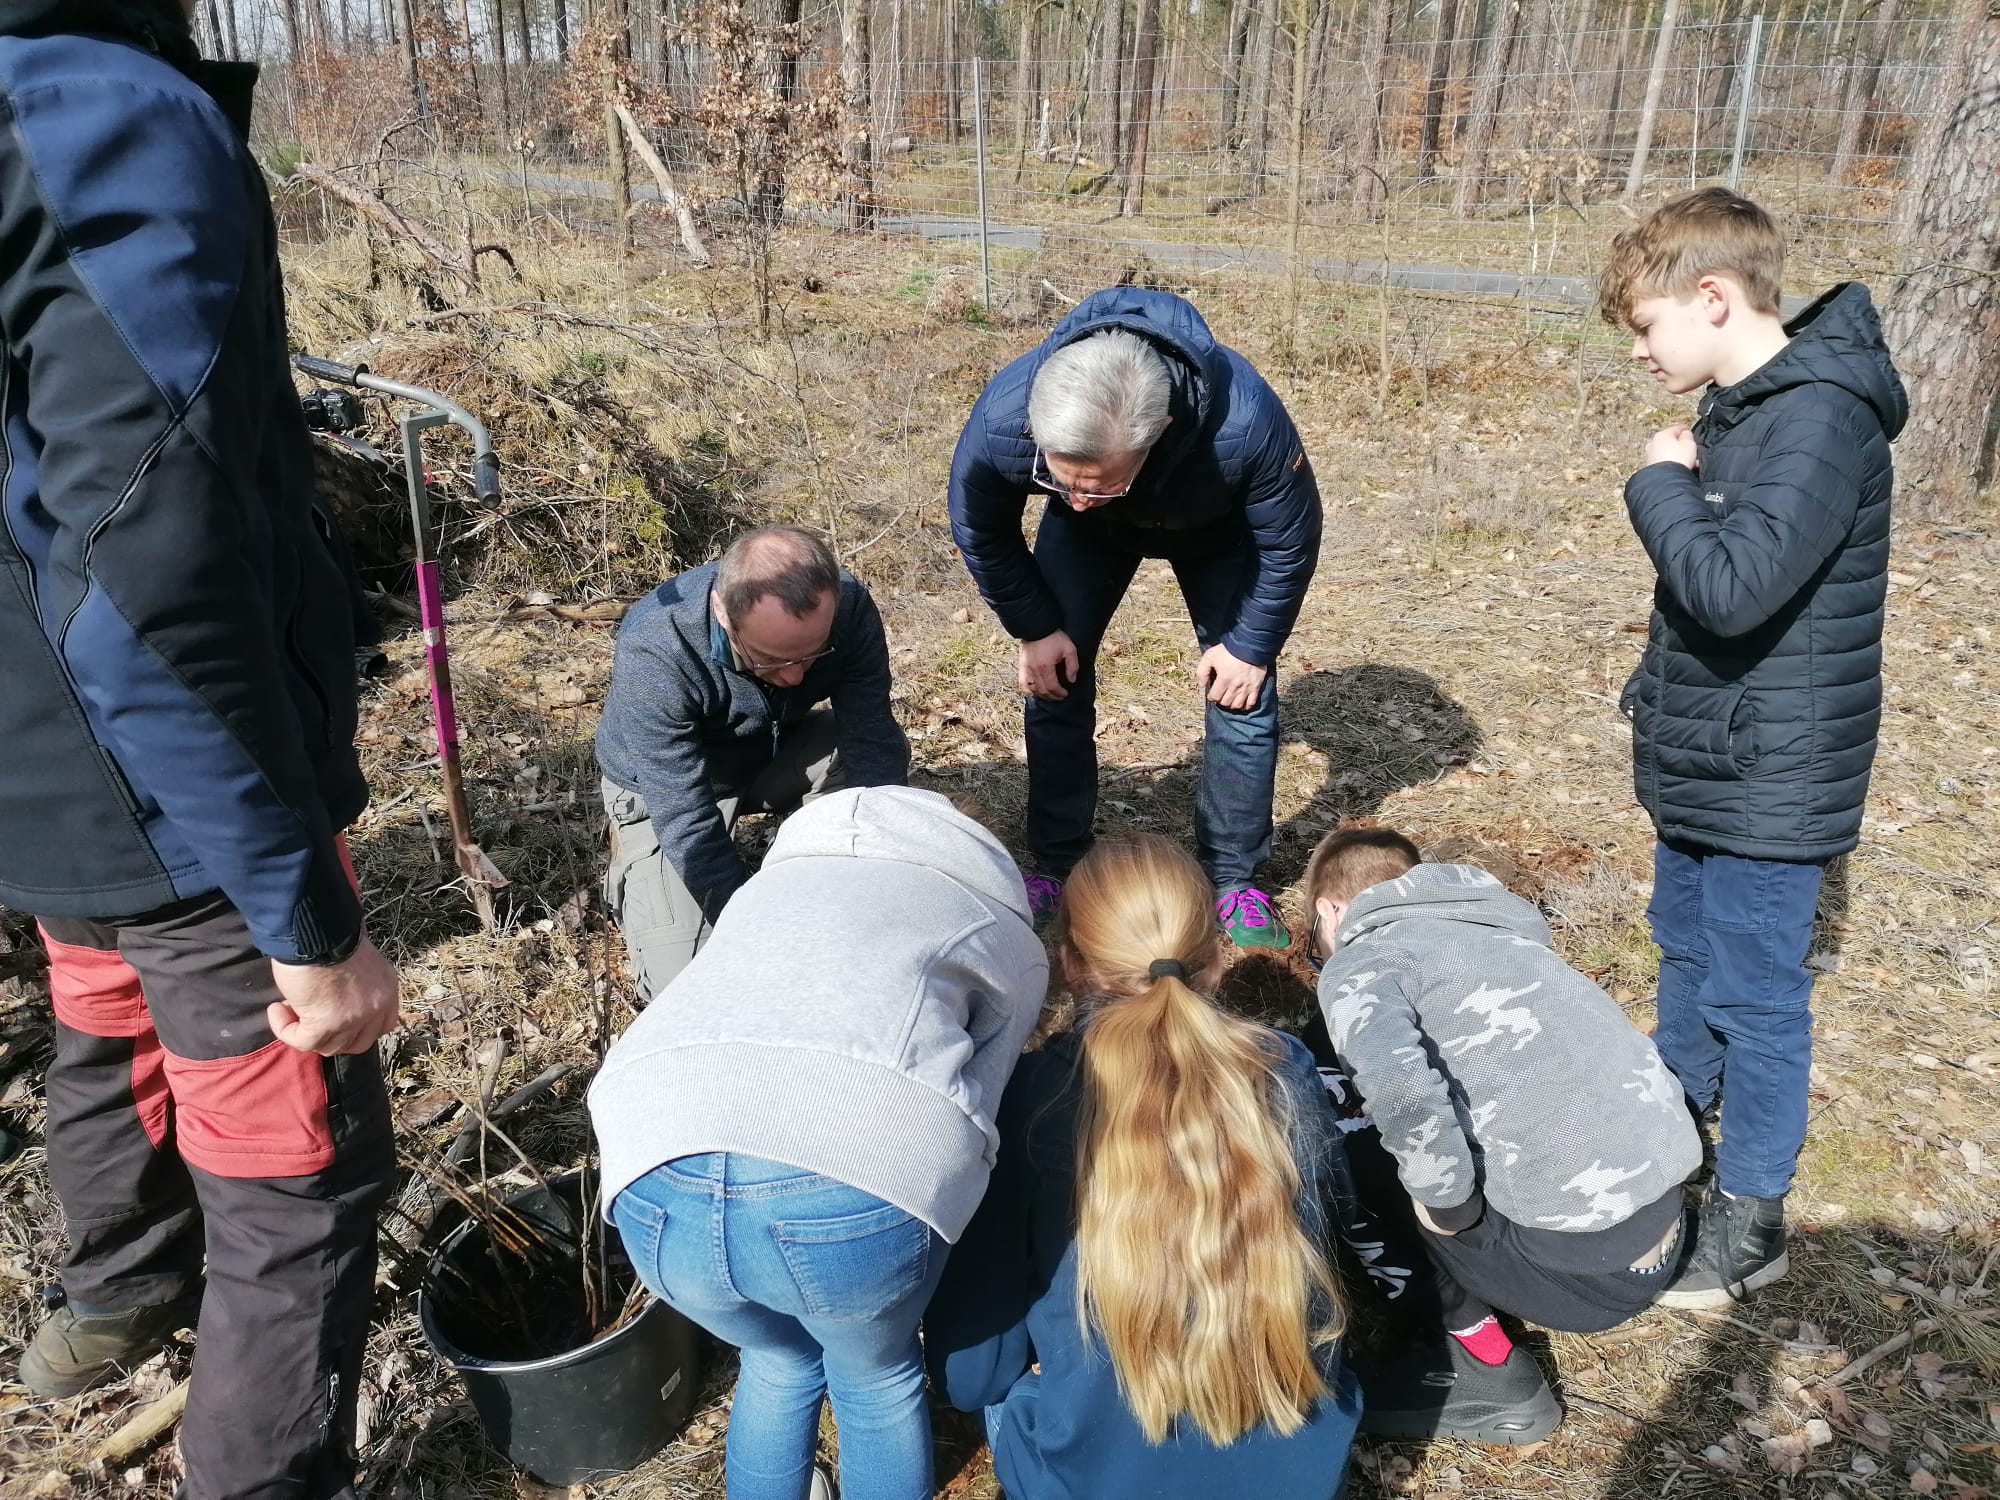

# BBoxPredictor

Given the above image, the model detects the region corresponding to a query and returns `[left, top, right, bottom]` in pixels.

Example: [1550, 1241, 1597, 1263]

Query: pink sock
[1450, 1314, 1514, 1366]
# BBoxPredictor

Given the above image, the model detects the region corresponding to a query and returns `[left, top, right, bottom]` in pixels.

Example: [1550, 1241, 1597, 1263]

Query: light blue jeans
[611, 1153, 946, 1500]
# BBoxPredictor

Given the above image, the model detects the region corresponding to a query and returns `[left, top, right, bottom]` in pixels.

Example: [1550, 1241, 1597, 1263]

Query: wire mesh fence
[242, 0, 1951, 378]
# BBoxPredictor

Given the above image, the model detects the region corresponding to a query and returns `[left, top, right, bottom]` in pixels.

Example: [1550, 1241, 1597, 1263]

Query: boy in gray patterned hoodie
[1308, 826, 1700, 1444]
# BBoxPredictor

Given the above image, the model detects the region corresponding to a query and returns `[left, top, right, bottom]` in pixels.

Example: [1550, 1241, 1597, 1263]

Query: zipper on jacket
[0, 364, 41, 622]
[54, 423, 176, 656]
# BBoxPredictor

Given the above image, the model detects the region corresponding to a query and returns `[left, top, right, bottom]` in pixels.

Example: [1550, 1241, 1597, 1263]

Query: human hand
[1196, 643, 1268, 712]
[268, 935, 404, 1055]
[1018, 630, 1080, 700]
[1644, 426, 1698, 470]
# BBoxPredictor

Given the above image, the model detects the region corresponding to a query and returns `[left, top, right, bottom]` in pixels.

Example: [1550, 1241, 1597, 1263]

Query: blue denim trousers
[611, 1153, 947, 1500]
[1024, 505, 1278, 889]
[1647, 840, 1827, 1200]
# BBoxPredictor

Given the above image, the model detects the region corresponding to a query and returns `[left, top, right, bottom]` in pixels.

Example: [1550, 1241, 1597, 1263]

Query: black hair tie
[1148, 959, 1188, 980]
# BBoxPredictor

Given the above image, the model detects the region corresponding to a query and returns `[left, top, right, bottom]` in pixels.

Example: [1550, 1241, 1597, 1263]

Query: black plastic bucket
[417, 1172, 702, 1485]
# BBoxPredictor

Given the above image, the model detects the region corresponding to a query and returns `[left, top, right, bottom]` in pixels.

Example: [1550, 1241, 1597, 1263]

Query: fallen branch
[1817, 1323, 1932, 1389]
[611, 102, 711, 266]
[444, 1062, 581, 1171]
[294, 164, 480, 292]
[94, 1381, 190, 1465]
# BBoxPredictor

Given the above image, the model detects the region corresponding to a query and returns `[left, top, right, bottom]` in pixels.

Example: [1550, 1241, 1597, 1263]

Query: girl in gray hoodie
[588, 786, 1048, 1500]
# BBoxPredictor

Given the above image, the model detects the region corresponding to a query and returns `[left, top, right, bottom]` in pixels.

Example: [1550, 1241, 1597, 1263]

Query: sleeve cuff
[1426, 1191, 1487, 1233]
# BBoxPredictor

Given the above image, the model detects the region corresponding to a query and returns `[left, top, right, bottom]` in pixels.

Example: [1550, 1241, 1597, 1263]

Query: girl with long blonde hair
[926, 836, 1362, 1498]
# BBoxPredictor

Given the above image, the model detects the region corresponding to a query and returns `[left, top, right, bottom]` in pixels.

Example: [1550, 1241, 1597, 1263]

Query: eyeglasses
[733, 639, 837, 673]
[1307, 911, 1328, 973]
[1032, 450, 1136, 505]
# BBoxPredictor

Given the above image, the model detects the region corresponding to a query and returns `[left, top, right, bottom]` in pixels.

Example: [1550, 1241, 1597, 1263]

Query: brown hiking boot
[18, 1291, 199, 1398]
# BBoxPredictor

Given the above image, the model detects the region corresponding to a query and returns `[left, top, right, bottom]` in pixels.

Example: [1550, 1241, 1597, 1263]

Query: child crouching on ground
[1307, 826, 1699, 1443]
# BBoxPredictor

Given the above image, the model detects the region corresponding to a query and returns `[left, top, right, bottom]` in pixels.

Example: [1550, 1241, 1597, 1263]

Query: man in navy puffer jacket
[1600, 189, 1906, 1314]
[948, 288, 1321, 945]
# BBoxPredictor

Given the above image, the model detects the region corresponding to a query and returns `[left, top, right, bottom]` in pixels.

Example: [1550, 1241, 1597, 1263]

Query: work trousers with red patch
[37, 889, 393, 1500]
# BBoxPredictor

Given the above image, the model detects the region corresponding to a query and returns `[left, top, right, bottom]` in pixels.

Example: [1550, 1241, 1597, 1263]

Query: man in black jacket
[1, 3, 398, 1493]
[1600, 189, 1907, 1311]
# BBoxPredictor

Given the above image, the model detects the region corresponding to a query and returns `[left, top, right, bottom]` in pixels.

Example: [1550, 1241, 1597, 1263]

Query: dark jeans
[1340, 1124, 1677, 1335]
[1024, 506, 1277, 889]
[37, 890, 392, 1500]
[1648, 839, 1826, 1201]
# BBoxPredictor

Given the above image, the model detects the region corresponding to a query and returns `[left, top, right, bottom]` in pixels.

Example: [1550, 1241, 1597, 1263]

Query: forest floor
[1, 198, 1995, 1499]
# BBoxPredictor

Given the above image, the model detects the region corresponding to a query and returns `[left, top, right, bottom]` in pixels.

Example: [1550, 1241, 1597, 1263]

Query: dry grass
[2, 197, 1996, 1499]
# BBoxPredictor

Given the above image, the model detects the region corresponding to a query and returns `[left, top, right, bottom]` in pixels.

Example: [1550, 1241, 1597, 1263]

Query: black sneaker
[1655, 1188, 1787, 1309]
[1354, 1336, 1562, 1445]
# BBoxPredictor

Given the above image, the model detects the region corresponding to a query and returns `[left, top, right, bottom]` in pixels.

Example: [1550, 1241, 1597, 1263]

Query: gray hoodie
[1315, 864, 1699, 1234]
[588, 785, 1049, 1242]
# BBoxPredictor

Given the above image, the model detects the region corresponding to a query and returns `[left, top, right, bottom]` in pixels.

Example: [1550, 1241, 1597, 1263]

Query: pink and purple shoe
[1218, 886, 1290, 950]
[1023, 872, 1064, 928]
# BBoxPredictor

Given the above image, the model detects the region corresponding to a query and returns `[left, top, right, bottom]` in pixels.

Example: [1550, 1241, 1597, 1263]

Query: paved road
[516, 168, 1811, 315]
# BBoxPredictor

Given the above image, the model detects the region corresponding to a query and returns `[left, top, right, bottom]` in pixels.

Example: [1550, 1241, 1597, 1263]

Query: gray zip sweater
[1315, 864, 1699, 1233]
[588, 786, 1049, 1242]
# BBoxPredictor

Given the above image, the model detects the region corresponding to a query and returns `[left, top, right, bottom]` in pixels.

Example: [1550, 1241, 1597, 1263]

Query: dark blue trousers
[1647, 839, 1827, 1200]
[1024, 506, 1277, 890]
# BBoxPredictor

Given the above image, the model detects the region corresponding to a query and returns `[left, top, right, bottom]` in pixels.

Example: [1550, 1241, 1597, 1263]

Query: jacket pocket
[1726, 685, 1758, 775]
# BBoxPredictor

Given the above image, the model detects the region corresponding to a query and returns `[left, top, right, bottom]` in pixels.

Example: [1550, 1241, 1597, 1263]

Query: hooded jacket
[947, 288, 1321, 668]
[588, 786, 1049, 1241]
[1315, 864, 1700, 1234]
[1622, 282, 1908, 860]
[0, 0, 368, 960]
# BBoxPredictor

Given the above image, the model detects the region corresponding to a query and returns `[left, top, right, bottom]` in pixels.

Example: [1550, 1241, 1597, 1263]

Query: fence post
[973, 55, 993, 310]
[1727, 12, 1766, 190]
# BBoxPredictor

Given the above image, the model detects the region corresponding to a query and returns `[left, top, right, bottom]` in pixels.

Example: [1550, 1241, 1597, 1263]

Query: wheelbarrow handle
[474, 452, 501, 506]
[294, 352, 367, 386]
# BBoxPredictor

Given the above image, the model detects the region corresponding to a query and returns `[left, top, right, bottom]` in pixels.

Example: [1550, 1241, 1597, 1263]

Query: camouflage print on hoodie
[1315, 863, 1700, 1233]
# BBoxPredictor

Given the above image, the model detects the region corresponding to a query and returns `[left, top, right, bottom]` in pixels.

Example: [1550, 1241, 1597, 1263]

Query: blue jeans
[1024, 504, 1278, 888]
[611, 1154, 947, 1500]
[1647, 840, 1826, 1200]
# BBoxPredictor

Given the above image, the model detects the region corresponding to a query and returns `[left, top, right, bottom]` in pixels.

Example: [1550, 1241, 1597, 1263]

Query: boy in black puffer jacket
[1598, 188, 1907, 1308]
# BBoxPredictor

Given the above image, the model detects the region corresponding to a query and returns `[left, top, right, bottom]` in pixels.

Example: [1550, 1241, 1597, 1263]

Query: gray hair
[715, 525, 839, 620]
[1027, 330, 1172, 461]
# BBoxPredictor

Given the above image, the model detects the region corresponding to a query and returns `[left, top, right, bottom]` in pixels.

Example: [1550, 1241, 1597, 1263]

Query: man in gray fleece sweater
[596, 526, 910, 1000]
[1307, 826, 1700, 1444]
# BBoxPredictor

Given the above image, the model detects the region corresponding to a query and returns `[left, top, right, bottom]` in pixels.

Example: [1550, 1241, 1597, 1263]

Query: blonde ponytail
[1059, 837, 1342, 1447]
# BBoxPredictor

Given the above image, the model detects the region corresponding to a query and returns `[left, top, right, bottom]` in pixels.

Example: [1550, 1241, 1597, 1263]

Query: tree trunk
[554, 0, 570, 63]
[1595, 0, 1644, 152]
[1244, 0, 1277, 189]
[1353, 0, 1395, 212]
[490, 0, 512, 137]
[841, 0, 875, 226]
[1453, 0, 1525, 211]
[1417, 0, 1463, 177]
[398, 0, 425, 111]
[1881, 0, 1999, 510]
[1098, 0, 1126, 165]
[1013, 1, 1038, 181]
[1622, 0, 1681, 200]
[1830, 0, 1902, 180]
[1220, 0, 1252, 144]
[757, 0, 802, 223]
[1118, 0, 1161, 215]
[515, 0, 533, 66]
[219, 0, 241, 57]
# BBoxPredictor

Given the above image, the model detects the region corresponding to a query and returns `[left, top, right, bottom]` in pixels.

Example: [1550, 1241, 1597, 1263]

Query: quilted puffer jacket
[1621, 282, 1908, 860]
[947, 287, 1321, 668]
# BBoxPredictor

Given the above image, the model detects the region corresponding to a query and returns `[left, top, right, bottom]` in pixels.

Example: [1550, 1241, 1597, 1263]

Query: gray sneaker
[809, 1464, 835, 1500]
[18, 1291, 199, 1398]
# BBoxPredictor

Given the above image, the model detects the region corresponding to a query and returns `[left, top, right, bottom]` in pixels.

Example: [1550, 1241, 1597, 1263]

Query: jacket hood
[763, 785, 1032, 926]
[1707, 282, 1908, 440]
[0, 0, 197, 66]
[1336, 863, 1553, 949]
[1030, 288, 1222, 473]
